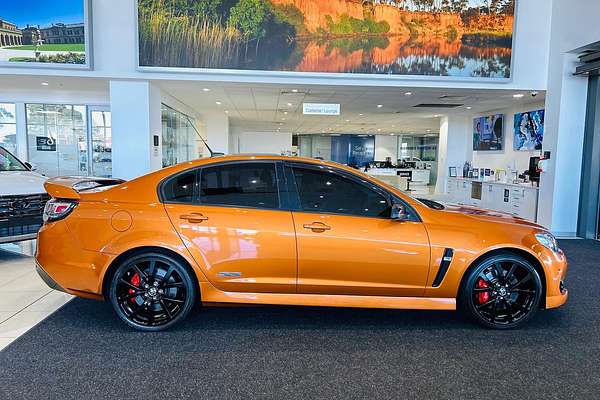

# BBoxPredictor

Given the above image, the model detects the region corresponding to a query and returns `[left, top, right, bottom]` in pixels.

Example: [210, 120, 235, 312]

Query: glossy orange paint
[35, 155, 568, 312]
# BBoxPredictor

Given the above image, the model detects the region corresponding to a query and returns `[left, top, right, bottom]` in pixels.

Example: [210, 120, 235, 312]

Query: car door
[163, 161, 297, 294]
[286, 163, 430, 297]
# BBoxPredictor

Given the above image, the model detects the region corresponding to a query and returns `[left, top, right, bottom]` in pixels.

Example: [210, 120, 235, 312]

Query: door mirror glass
[391, 203, 409, 221]
[24, 162, 36, 171]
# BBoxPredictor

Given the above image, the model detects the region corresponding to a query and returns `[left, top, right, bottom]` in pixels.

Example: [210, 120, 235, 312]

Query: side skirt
[200, 282, 456, 310]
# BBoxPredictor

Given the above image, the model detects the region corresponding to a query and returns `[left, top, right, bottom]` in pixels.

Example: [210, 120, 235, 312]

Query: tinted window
[200, 163, 279, 209]
[292, 167, 390, 218]
[163, 170, 196, 203]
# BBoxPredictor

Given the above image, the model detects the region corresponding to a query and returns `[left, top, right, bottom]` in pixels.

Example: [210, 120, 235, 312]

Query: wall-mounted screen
[331, 135, 375, 167]
[473, 114, 504, 151]
[137, 0, 515, 78]
[0, 0, 90, 68]
[514, 109, 544, 151]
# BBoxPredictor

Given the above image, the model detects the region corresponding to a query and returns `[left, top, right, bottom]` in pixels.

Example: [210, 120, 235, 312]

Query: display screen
[473, 114, 504, 151]
[0, 1, 88, 67]
[137, 0, 515, 78]
[514, 109, 544, 151]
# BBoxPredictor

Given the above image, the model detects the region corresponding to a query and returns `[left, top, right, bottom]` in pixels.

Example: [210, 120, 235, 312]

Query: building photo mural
[138, 0, 516, 78]
[514, 109, 544, 151]
[0, 0, 88, 66]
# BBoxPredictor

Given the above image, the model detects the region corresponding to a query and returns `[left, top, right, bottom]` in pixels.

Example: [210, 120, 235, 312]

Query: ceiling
[159, 81, 546, 136]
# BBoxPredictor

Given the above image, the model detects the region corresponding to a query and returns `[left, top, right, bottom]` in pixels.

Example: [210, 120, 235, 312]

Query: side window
[292, 166, 391, 218]
[162, 170, 196, 203]
[200, 162, 279, 209]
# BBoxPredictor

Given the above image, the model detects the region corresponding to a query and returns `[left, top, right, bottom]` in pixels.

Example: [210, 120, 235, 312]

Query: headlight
[535, 232, 559, 253]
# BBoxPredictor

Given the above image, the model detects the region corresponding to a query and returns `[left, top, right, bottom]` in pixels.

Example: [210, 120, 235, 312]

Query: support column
[538, 54, 588, 235]
[15, 103, 27, 161]
[203, 112, 230, 154]
[109, 80, 162, 180]
[435, 115, 472, 195]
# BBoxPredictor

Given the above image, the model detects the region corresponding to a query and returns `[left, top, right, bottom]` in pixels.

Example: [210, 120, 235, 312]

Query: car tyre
[109, 252, 197, 332]
[459, 253, 543, 329]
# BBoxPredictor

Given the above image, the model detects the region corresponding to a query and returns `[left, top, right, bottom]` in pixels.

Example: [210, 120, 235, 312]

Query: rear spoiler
[44, 176, 126, 200]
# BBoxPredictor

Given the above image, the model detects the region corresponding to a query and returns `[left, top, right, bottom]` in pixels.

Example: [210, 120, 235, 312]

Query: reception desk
[367, 168, 431, 191]
[446, 177, 539, 222]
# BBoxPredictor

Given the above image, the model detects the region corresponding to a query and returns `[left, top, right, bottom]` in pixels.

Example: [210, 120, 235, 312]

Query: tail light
[43, 199, 78, 223]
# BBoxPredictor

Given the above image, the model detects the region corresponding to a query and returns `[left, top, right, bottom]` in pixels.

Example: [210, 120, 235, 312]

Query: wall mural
[138, 0, 516, 78]
[0, 1, 88, 66]
[514, 109, 544, 151]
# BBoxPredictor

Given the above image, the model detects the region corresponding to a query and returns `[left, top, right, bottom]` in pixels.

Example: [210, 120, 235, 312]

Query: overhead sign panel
[302, 103, 341, 116]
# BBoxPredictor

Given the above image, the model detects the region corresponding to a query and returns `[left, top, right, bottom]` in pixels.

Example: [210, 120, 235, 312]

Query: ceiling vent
[413, 103, 464, 109]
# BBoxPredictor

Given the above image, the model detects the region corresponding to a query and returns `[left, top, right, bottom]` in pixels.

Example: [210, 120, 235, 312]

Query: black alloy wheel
[461, 254, 543, 329]
[109, 252, 196, 331]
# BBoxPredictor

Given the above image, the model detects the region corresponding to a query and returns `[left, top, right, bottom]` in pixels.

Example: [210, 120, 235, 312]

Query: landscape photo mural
[138, 0, 516, 78]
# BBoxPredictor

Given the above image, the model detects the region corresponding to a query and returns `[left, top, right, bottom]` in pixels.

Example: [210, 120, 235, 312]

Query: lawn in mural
[514, 109, 544, 151]
[0, 1, 87, 65]
[138, 0, 516, 78]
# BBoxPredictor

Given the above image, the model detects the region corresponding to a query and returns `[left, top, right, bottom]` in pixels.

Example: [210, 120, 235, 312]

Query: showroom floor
[0, 249, 72, 351]
[0, 240, 597, 399]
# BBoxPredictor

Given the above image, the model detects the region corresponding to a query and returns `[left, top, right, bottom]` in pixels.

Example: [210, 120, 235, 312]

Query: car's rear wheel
[109, 252, 196, 331]
[460, 254, 543, 329]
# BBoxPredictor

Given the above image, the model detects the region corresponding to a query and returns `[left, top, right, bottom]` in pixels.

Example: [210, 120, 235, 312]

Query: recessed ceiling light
[377, 128, 382, 132]
[391, 125, 396, 128]
[281, 118, 286, 121]
[202, 88, 211, 92]
[291, 89, 298, 93]
[284, 111, 288, 115]
[377, 104, 383, 108]
[41, 82, 49, 86]
[513, 94, 525, 98]
[345, 119, 350, 122]
[359, 113, 364, 116]
[434, 114, 441, 117]
[390, 133, 395, 136]
[404, 92, 413, 96]
[466, 106, 473, 110]
[426, 129, 432, 132]
[224, 110, 229, 114]
[287, 102, 293, 107]
[215, 101, 222, 105]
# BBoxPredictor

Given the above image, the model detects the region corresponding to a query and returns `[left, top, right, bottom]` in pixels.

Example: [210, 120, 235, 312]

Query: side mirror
[24, 162, 37, 171]
[391, 203, 409, 221]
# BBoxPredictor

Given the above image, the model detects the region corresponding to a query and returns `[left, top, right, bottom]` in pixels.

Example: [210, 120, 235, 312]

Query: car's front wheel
[109, 252, 197, 331]
[460, 253, 543, 329]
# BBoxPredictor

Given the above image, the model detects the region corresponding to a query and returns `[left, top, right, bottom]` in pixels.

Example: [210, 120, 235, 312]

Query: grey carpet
[0, 240, 597, 400]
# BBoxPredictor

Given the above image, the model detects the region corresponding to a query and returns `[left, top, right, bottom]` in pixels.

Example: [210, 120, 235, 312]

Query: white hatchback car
[0, 146, 48, 244]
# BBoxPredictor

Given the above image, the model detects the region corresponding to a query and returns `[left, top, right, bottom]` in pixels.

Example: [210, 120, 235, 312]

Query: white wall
[471, 101, 546, 173]
[235, 132, 292, 154]
[375, 135, 398, 161]
[537, 0, 600, 236]
[0, 0, 552, 91]
[435, 115, 472, 194]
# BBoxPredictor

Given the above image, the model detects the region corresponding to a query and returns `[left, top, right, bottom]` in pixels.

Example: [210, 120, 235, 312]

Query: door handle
[180, 213, 209, 223]
[303, 222, 331, 232]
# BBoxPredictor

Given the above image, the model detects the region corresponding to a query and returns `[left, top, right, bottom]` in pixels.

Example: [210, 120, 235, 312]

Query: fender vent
[432, 248, 454, 287]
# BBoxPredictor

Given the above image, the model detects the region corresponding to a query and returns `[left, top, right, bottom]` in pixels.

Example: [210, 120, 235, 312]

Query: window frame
[158, 160, 284, 211]
[284, 161, 420, 222]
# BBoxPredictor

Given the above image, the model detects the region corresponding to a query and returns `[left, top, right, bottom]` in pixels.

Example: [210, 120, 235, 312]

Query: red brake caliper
[476, 278, 490, 304]
[129, 273, 140, 303]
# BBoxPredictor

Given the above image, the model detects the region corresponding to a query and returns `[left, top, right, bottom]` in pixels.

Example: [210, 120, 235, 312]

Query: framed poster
[473, 114, 504, 151]
[514, 109, 544, 151]
[0, 0, 92, 69]
[137, 0, 516, 79]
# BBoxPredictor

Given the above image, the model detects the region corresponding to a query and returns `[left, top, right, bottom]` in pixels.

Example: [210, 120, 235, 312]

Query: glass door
[26, 104, 88, 177]
[88, 107, 112, 177]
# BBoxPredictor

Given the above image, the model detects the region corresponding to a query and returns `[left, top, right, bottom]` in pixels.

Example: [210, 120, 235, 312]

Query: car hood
[441, 203, 545, 230]
[0, 171, 47, 196]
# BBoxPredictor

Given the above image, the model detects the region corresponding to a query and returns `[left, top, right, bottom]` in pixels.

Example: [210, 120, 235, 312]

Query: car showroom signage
[302, 103, 341, 116]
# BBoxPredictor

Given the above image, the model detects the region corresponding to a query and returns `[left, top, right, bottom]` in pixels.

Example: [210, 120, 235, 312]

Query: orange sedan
[35, 155, 568, 331]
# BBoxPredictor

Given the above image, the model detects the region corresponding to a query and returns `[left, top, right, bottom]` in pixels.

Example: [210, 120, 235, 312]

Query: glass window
[90, 110, 112, 177]
[292, 167, 390, 218]
[163, 170, 196, 203]
[200, 163, 278, 209]
[26, 103, 88, 177]
[162, 104, 209, 168]
[0, 103, 17, 154]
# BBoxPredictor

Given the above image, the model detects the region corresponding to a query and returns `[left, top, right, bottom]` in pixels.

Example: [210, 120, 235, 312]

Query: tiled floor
[0, 243, 72, 351]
